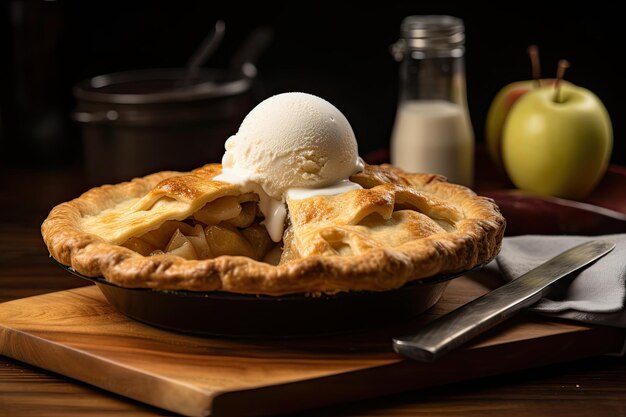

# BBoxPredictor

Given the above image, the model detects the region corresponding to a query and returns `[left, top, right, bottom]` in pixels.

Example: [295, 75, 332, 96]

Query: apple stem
[553, 59, 571, 103]
[528, 45, 541, 88]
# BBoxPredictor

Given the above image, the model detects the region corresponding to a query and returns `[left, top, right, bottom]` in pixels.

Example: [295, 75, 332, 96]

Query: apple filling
[122, 194, 282, 264]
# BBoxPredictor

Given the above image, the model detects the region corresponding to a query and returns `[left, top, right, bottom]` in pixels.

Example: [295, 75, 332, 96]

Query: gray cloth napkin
[487, 234, 626, 328]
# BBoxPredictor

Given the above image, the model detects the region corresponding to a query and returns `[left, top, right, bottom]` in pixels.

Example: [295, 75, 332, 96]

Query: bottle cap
[401, 15, 465, 50]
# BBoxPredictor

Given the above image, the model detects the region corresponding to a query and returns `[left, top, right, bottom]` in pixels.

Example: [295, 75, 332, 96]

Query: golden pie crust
[42, 164, 505, 296]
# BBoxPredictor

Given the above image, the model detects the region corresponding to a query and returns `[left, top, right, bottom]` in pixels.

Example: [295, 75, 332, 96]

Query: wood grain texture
[1, 274, 624, 417]
[2, 355, 625, 417]
[293, 355, 626, 417]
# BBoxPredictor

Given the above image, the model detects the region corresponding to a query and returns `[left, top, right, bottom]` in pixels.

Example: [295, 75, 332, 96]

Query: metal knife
[393, 240, 615, 362]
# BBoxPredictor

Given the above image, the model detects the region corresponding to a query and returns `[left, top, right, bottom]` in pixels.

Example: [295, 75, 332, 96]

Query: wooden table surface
[1, 166, 625, 417]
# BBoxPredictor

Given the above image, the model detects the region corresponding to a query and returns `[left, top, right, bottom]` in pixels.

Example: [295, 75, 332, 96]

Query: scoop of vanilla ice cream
[215, 92, 363, 243]
[221, 92, 361, 200]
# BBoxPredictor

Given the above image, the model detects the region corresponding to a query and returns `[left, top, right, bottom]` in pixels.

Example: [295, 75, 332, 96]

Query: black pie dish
[58, 261, 479, 338]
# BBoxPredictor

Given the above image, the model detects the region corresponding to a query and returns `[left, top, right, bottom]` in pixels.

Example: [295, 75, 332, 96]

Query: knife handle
[392, 278, 542, 362]
[392, 240, 615, 362]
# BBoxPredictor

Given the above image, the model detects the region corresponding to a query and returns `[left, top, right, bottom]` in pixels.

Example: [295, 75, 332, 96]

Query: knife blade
[393, 240, 615, 362]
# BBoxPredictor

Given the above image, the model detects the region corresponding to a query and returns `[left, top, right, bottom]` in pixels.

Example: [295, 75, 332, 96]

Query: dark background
[1, 1, 624, 169]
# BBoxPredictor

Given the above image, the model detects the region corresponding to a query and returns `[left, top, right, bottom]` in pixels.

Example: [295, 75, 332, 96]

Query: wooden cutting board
[1, 272, 624, 417]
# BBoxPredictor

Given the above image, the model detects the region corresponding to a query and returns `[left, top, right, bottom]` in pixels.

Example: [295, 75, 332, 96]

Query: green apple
[485, 79, 567, 171]
[502, 83, 612, 199]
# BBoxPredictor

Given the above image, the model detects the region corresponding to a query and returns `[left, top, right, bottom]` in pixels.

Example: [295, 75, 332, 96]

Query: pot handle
[72, 110, 119, 123]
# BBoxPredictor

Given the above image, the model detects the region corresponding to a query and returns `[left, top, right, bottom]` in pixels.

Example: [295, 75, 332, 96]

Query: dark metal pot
[73, 67, 261, 185]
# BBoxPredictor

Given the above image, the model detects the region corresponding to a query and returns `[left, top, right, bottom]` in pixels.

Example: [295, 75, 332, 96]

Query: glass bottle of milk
[390, 15, 474, 187]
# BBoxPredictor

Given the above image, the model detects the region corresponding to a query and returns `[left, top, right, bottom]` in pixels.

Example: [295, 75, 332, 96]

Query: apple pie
[42, 163, 505, 296]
